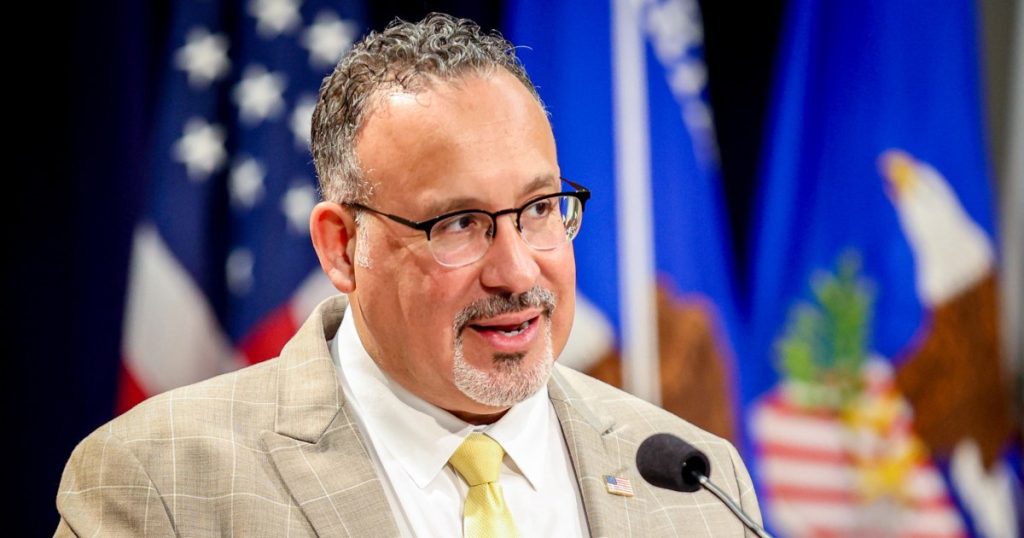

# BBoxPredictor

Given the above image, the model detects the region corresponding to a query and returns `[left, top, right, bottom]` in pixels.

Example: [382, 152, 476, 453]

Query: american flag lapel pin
[603, 475, 634, 497]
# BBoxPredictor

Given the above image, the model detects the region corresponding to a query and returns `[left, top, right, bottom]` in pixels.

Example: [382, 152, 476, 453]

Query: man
[56, 13, 760, 537]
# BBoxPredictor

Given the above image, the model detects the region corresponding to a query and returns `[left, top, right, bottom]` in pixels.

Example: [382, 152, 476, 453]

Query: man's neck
[448, 406, 511, 425]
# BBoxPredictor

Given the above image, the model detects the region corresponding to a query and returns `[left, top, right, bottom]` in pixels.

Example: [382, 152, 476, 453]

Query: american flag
[117, 0, 367, 412]
[604, 475, 635, 497]
[750, 359, 966, 537]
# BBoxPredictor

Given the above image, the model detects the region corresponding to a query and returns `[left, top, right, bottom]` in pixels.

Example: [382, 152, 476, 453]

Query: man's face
[347, 70, 576, 422]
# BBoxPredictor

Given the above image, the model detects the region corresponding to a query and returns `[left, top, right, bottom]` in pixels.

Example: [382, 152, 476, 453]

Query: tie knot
[449, 433, 505, 487]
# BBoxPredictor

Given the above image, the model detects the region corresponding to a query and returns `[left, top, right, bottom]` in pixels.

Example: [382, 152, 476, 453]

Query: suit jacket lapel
[260, 295, 400, 537]
[548, 367, 647, 538]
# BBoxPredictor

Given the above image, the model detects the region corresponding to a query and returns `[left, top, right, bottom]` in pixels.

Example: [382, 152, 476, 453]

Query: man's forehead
[415, 174, 561, 217]
[362, 67, 546, 129]
[353, 68, 559, 217]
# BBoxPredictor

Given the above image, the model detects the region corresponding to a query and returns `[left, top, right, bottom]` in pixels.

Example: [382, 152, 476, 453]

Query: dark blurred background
[9, 1, 1017, 535]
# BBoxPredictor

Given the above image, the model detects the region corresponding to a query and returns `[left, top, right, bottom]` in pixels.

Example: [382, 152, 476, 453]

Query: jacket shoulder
[552, 365, 743, 476]
[110, 357, 284, 442]
[551, 365, 763, 532]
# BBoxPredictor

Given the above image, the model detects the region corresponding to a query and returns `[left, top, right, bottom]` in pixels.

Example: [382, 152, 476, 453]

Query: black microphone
[637, 433, 773, 538]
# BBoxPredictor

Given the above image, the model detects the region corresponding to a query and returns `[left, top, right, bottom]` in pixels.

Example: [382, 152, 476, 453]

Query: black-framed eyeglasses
[348, 178, 591, 268]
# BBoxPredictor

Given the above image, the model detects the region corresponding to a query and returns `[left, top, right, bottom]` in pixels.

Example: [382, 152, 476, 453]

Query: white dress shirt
[330, 305, 589, 537]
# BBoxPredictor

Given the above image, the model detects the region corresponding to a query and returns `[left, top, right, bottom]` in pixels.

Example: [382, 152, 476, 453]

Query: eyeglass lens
[429, 195, 584, 267]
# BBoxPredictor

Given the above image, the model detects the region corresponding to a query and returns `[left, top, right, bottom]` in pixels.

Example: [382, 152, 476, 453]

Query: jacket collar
[549, 366, 648, 537]
[261, 294, 402, 536]
[263, 294, 645, 537]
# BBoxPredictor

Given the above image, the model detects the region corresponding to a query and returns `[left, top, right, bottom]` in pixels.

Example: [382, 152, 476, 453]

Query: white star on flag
[670, 59, 707, 96]
[233, 65, 288, 126]
[281, 182, 316, 235]
[683, 100, 713, 130]
[646, 0, 702, 61]
[173, 117, 228, 181]
[290, 94, 317, 149]
[248, 0, 303, 38]
[174, 27, 231, 89]
[301, 11, 359, 69]
[230, 157, 267, 209]
[226, 247, 255, 295]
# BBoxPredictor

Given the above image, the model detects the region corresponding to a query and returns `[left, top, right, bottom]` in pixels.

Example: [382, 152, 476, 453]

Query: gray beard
[450, 286, 557, 407]
[452, 316, 554, 408]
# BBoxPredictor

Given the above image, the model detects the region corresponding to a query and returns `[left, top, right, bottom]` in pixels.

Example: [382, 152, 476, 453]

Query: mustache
[453, 286, 557, 335]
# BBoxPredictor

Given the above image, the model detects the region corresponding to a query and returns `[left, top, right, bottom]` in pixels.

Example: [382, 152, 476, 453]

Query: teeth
[498, 320, 530, 336]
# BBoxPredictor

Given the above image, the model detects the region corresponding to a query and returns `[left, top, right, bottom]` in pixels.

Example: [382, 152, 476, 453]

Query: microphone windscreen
[636, 433, 710, 493]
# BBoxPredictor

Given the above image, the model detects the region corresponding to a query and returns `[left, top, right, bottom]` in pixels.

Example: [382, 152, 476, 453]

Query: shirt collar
[331, 305, 553, 491]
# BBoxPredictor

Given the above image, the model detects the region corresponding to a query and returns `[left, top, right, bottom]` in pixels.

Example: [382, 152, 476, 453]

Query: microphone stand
[696, 474, 773, 538]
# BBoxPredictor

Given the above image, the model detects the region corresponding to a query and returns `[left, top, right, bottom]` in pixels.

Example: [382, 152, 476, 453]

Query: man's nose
[479, 215, 541, 294]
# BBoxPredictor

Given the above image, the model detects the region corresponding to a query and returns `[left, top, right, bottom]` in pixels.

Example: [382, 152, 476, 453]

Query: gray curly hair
[310, 12, 542, 205]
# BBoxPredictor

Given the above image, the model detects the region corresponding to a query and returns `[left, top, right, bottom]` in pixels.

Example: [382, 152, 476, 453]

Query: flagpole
[1002, 1, 1023, 421]
[612, 0, 660, 405]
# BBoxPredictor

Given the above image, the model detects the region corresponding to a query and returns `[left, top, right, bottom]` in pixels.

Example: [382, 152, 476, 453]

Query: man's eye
[525, 199, 555, 219]
[438, 214, 484, 235]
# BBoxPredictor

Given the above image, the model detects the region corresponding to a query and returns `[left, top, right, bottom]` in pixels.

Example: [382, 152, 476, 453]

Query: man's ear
[310, 201, 358, 293]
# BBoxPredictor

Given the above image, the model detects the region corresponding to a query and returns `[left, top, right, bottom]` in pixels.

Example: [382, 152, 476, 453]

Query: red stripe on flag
[907, 495, 957, 511]
[803, 526, 964, 538]
[238, 303, 299, 365]
[804, 526, 845, 538]
[760, 394, 843, 420]
[115, 360, 148, 415]
[768, 484, 856, 503]
[769, 484, 957, 512]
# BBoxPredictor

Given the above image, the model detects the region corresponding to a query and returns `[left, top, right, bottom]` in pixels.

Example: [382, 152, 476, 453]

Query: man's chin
[492, 351, 527, 364]
[452, 309, 555, 409]
[452, 344, 553, 409]
[460, 340, 546, 372]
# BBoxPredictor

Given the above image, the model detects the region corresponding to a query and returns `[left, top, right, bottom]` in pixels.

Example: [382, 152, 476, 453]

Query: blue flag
[505, 0, 745, 442]
[118, 1, 366, 411]
[747, 1, 1020, 535]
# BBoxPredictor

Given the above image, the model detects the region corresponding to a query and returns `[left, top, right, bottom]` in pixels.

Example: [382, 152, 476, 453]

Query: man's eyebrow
[519, 174, 560, 198]
[419, 175, 560, 218]
[420, 195, 482, 219]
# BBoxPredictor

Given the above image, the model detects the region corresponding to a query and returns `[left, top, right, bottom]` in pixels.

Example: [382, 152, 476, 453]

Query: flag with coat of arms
[505, 0, 746, 443]
[746, 0, 1022, 535]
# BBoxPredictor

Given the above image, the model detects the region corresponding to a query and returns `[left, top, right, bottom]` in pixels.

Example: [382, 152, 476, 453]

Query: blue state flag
[505, 0, 745, 442]
[746, 1, 1021, 535]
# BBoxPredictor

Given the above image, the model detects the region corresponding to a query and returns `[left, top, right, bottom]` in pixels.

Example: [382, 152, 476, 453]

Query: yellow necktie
[448, 433, 520, 538]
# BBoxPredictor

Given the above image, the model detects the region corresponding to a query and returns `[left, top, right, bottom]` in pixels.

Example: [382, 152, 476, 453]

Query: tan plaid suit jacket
[56, 295, 762, 537]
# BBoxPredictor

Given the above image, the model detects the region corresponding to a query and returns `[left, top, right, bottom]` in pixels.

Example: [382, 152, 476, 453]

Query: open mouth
[463, 313, 542, 353]
[469, 317, 537, 337]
